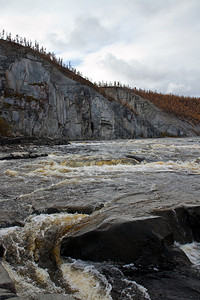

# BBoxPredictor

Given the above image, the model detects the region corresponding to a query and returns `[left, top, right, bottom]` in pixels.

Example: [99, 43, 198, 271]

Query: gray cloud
[46, 15, 118, 54]
[67, 15, 117, 51]
[0, 0, 200, 96]
[101, 53, 200, 96]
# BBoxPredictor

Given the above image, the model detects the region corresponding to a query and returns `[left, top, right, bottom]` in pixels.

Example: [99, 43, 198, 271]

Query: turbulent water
[0, 137, 200, 299]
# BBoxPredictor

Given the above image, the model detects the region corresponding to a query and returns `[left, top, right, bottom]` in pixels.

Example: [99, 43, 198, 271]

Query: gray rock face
[103, 87, 200, 137]
[0, 40, 199, 140]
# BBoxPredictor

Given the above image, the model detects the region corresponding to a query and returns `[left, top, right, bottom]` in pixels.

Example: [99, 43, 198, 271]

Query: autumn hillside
[0, 31, 200, 127]
[127, 87, 200, 125]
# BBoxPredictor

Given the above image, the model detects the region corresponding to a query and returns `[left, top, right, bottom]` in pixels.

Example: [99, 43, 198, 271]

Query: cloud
[101, 54, 200, 96]
[45, 14, 118, 55]
[0, 0, 200, 96]
[78, 51, 200, 97]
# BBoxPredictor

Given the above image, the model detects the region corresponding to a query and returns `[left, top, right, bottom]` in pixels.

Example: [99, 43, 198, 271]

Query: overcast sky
[1, 0, 200, 96]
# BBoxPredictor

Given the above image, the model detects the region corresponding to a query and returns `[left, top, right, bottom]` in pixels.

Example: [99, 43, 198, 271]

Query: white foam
[1, 213, 87, 297]
[61, 259, 112, 300]
[179, 242, 200, 269]
[121, 278, 151, 300]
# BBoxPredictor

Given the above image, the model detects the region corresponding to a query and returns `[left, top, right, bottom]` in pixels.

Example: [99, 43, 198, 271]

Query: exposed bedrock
[0, 39, 199, 140]
[61, 205, 200, 268]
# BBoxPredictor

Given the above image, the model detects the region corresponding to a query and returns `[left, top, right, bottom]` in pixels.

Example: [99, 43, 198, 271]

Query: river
[0, 137, 200, 299]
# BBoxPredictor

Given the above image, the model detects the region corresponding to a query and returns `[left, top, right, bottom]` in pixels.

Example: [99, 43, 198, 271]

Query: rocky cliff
[0, 39, 199, 140]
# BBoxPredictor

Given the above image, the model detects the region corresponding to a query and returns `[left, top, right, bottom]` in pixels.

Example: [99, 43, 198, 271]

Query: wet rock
[0, 198, 32, 228]
[32, 203, 104, 216]
[0, 262, 16, 294]
[0, 245, 5, 257]
[132, 268, 200, 300]
[186, 205, 200, 242]
[30, 294, 75, 300]
[9, 295, 75, 300]
[0, 288, 16, 299]
[10, 296, 28, 300]
[11, 152, 30, 159]
[125, 154, 146, 162]
[0, 152, 48, 160]
[61, 214, 189, 267]
[153, 206, 194, 244]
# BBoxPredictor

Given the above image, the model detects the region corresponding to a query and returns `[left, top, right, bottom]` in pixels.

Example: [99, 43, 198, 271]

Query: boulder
[61, 214, 189, 267]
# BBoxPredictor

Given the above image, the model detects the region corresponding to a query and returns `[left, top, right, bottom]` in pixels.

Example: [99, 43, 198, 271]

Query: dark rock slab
[0, 246, 4, 258]
[186, 205, 200, 242]
[153, 206, 194, 244]
[61, 213, 190, 267]
[125, 154, 146, 162]
[132, 268, 200, 300]
[0, 262, 16, 293]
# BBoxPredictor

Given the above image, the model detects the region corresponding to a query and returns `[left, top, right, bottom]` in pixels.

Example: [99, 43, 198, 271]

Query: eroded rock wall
[0, 40, 199, 140]
[103, 87, 200, 137]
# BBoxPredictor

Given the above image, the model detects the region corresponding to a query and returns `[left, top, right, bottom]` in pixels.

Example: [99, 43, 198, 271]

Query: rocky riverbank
[0, 138, 200, 299]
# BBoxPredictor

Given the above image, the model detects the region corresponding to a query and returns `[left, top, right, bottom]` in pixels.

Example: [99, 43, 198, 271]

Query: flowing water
[179, 242, 200, 269]
[0, 137, 200, 299]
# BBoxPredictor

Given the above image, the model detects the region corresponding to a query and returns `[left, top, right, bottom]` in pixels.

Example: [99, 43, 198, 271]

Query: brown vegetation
[100, 81, 200, 125]
[130, 87, 200, 125]
[0, 117, 10, 135]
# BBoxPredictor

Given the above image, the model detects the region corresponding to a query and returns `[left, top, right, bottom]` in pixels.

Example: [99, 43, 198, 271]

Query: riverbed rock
[0, 288, 16, 299]
[186, 205, 200, 242]
[152, 206, 194, 244]
[123, 267, 200, 300]
[0, 245, 4, 257]
[61, 211, 191, 268]
[0, 262, 16, 294]
[0, 152, 48, 160]
[10, 296, 31, 300]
